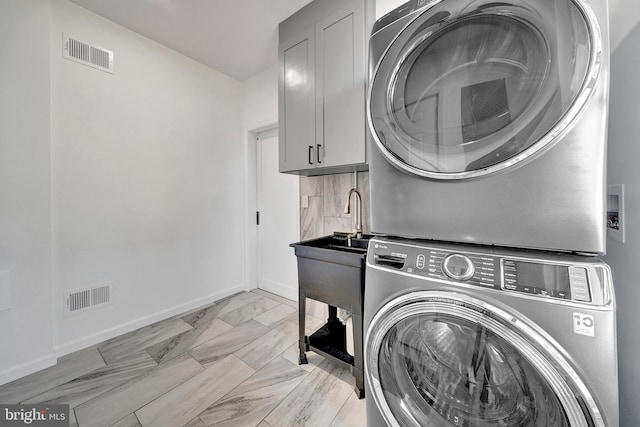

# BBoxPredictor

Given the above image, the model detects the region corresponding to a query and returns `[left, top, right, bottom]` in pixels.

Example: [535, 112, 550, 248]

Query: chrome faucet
[343, 188, 363, 240]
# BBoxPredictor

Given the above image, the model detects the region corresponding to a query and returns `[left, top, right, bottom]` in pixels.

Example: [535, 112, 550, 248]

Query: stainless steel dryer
[367, 0, 610, 254]
[364, 237, 618, 426]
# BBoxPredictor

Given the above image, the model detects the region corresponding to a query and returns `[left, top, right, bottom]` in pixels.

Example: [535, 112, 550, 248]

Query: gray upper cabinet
[279, 30, 316, 172]
[279, 0, 371, 175]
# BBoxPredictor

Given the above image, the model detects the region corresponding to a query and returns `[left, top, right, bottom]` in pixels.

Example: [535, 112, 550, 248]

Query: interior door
[365, 292, 599, 427]
[367, 0, 600, 179]
[257, 132, 300, 300]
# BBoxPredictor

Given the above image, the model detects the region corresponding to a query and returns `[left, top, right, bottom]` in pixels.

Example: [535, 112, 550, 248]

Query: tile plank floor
[0, 289, 366, 427]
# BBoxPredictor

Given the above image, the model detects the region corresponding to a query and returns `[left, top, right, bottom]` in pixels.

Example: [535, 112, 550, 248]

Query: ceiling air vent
[64, 282, 113, 315]
[63, 33, 114, 74]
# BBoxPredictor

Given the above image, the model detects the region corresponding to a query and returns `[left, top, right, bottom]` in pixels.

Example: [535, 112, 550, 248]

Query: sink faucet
[343, 188, 363, 240]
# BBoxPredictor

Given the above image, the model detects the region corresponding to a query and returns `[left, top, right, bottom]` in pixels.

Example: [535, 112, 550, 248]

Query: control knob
[442, 254, 475, 281]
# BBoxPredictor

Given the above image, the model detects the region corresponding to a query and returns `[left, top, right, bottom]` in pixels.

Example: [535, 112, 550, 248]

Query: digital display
[503, 260, 571, 299]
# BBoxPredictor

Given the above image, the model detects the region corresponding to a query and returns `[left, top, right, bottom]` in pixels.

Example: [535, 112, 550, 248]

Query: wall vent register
[64, 282, 113, 315]
[63, 33, 114, 74]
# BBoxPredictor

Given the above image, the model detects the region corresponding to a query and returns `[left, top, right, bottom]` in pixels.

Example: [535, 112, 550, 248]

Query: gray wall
[300, 172, 370, 241]
[603, 22, 640, 427]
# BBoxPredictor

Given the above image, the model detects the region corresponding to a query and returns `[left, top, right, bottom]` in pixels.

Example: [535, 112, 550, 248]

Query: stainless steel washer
[364, 237, 618, 426]
[367, 0, 610, 254]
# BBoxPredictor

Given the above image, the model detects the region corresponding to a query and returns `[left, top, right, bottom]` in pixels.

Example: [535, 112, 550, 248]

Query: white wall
[51, 0, 245, 354]
[242, 64, 279, 130]
[0, 0, 56, 384]
[603, 22, 640, 427]
[376, 0, 403, 18]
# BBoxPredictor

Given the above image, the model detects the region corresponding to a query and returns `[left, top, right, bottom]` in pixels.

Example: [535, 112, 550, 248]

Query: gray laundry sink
[290, 232, 372, 399]
[292, 233, 370, 257]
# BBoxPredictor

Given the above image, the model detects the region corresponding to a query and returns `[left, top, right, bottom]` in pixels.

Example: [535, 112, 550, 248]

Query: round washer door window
[364, 293, 601, 427]
[368, 0, 601, 179]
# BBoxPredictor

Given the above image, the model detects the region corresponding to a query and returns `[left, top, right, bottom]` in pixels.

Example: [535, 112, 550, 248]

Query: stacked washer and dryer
[363, 0, 618, 426]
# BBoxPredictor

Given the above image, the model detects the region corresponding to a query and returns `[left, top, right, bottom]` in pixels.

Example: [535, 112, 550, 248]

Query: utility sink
[290, 232, 372, 398]
[289, 232, 371, 303]
[296, 233, 371, 254]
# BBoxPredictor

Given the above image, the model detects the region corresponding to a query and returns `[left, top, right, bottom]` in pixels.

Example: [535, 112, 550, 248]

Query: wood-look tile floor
[0, 290, 366, 427]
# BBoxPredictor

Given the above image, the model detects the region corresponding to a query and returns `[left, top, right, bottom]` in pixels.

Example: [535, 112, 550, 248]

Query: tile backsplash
[299, 172, 371, 241]
[299, 171, 371, 320]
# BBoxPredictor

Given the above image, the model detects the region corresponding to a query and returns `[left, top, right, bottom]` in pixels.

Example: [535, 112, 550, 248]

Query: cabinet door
[315, 3, 366, 168]
[279, 30, 316, 172]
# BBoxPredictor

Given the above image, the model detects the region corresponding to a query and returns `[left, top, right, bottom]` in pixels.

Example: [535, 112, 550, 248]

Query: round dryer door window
[368, 0, 601, 179]
[365, 292, 602, 426]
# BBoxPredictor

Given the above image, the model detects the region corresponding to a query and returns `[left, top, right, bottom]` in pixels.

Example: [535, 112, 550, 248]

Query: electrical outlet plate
[607, 184, 625, 243]
[0, 270, 10, 311]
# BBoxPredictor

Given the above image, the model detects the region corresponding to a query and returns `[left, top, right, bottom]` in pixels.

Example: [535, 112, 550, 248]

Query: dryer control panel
[368, 238, 611, 306]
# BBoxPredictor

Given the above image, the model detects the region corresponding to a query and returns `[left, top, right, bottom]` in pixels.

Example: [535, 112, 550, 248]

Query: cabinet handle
[317, 144, 322, 164]
[308, 146, 314, 165]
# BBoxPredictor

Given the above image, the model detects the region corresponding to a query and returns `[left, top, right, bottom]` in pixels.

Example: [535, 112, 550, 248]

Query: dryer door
[365, 292, 603, 427]
[368, 0, 601, 179]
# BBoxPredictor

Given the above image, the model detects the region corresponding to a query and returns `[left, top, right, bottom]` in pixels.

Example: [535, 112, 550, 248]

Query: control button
[416, 254, 426, 269]
[442, 254, 475, 281]
[569, 266, 591, 302]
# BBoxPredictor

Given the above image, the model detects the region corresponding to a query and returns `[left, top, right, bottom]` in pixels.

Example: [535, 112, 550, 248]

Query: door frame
[242, 121, 299, 301]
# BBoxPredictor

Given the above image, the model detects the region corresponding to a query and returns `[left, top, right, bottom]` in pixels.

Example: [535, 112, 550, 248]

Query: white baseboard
[0, 353, 57, 387]
[258, 279, 297, 301]
[54, 284, 246, 358]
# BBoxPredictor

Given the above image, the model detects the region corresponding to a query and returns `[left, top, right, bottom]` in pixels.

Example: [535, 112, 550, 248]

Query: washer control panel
[367, 238, 609, 305]
[502, 259, 591, 302]
[370, 241, 499, 289]
[424, 250, 498, 288]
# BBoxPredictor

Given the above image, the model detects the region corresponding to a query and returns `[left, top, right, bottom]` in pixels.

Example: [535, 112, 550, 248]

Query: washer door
[368, 0, 601, 179]
[365, 292, 603, 426]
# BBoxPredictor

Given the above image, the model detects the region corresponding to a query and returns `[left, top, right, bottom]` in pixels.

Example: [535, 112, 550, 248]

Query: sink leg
[352, 313, 365, 399]
[299, 289, 308, 365]
[327, 305, 342, 334]
[327, 305, 338, 323]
